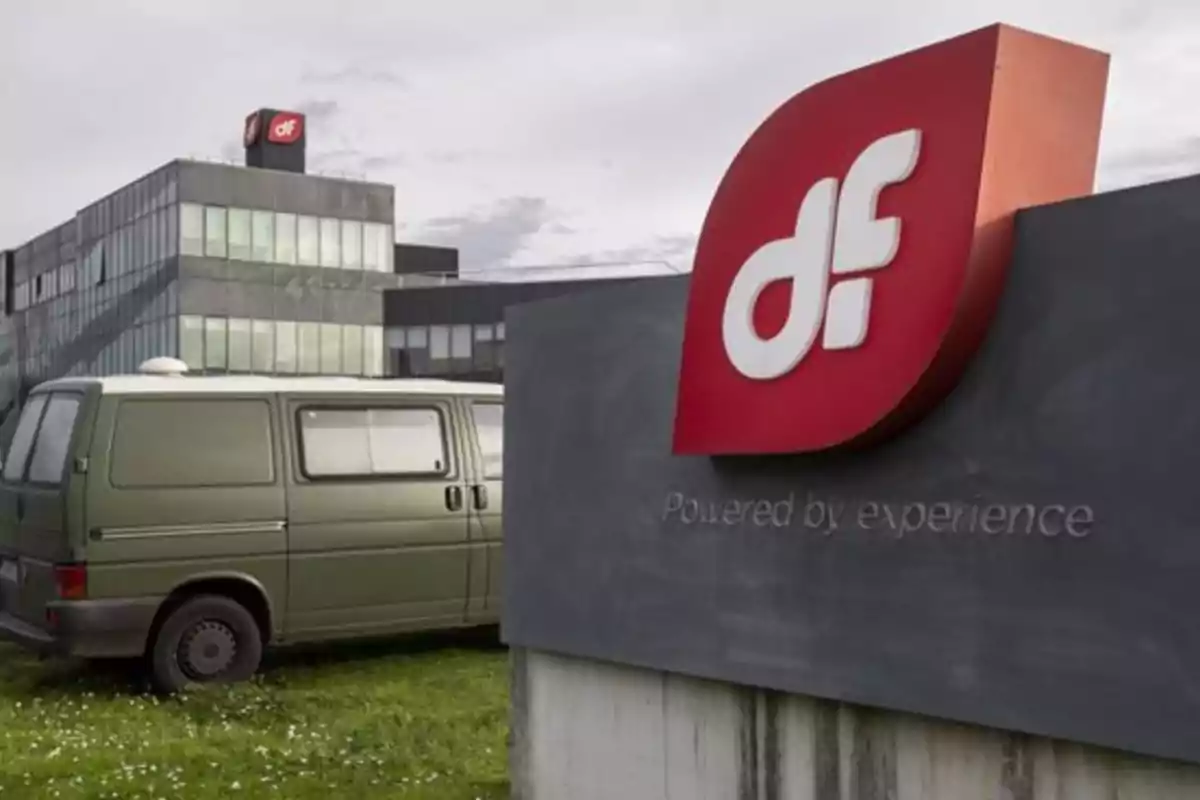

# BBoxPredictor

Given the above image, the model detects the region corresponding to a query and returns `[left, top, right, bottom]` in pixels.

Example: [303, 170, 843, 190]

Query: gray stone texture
[502, 174, 1200, 765]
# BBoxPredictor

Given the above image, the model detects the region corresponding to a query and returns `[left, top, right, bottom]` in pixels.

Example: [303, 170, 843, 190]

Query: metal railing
[400, 259, 687, 287]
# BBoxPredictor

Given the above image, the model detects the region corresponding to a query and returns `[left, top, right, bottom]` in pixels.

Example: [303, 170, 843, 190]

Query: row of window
[180, 204, 394, 272]
[180, 316, 384, 376]
[20, 315, 181, 389]
[12, 166, 176, 288]
[78, 165, 177, 243]
[13, 202, 397, 314]
[2, 393, 502, 490]
[386, 322, 508, 376]
[13, 205, 179, 312]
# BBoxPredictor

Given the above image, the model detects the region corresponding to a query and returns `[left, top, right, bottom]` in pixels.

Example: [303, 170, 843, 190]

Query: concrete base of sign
[509, 647, 1200, 800]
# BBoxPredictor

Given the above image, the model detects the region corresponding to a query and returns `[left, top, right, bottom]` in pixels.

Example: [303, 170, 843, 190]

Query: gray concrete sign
[502, 175, 1200, 766]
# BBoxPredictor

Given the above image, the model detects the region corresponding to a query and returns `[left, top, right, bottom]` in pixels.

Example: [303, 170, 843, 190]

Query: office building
[0, 106, 672, 421]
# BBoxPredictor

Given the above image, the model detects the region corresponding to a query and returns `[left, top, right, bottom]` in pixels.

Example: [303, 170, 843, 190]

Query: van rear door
[463, 397, 503, 623]
[0, 390, 86, 630]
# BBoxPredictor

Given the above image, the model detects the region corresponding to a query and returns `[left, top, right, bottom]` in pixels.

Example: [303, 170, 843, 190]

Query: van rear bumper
[0, 598, 161, 659]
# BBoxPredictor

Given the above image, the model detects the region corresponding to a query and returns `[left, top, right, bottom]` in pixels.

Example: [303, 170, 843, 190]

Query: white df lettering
[274, 119, 297, 138]
[721, 129, 922, 380]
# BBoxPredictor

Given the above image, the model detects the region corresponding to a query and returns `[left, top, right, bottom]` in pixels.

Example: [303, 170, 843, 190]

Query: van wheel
[148, 595, 263, 694]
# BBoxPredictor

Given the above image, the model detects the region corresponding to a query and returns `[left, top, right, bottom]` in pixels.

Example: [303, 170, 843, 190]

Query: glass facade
[5, 161, 398, 398]
[180, 316, 383, 377]
[179, 202, 393, 272]
[387, 321, 505, 378]
[11, 164, 179, 387]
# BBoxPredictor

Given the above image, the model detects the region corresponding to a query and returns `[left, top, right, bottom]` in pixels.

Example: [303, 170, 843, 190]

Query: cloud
[294, 99, 341, 121]
[565, 235, 696, 272]
[7, 0, 1200, 270]
[1098, 136, 1200, 189]
[301, 65, 408, 88]
[421, 197, 553, 272]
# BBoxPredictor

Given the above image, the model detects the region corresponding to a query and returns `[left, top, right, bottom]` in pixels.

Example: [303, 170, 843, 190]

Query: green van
[0, 358, 504, 692]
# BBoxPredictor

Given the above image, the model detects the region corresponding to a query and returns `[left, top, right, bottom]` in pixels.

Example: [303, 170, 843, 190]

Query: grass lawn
[0, 632, 510, 799]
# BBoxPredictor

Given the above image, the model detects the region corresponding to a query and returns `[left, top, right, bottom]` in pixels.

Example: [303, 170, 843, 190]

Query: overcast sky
[2, 0, 1199, 277]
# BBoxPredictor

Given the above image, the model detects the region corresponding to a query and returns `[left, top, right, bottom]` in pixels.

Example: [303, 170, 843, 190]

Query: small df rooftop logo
[722, 129, 921, 380]
[266, 112, 304, 144]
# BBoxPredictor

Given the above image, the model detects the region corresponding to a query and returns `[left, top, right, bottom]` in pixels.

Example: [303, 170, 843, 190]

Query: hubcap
[178, 620, 237, 679]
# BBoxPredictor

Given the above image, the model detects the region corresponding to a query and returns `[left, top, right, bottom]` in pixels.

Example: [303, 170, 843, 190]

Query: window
[180, 203, 204, 256]
[378, 225, 394, 273]
[252, 319, 275, 372]
[364, 325, 383, 377]
[320, 323, 341, 374]
[275, 321, 298, 373]
[204, 207, 227, 258]
[275, 213, 297, 265]
[341, 221, 362, 269]
[28, 395, 81, 485]
[363, 223, 382, 271]
[319, 218, 340, 268]
[298, 322, 320, 374]
[401, 326, 429, 375]
[145, 214, 157, 266]
[181, 315, 204, 369]
[473, 324, 498, 369]
[343, 324, 363, 375]
[429, 325, 450, 365]
[298, 407, 447, 478]
[110, 399, 275, 488]
[166, 204, 178, 257]
[297, 216, 319, 266]
[450, 325, 472, 360]
[126, 223, 137, 272]
[251, 210, 275, 262]
[204, 317, 227, 370]
[107, 230, 121, 276]
[471, 403, 503, 479]
[157, 208, 170, 262]
[227, 208, 251, 261]
[228, 317, 251, 371]
[2, 395, 47, 482]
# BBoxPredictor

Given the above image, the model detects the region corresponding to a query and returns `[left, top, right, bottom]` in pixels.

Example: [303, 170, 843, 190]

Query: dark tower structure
[243, 108, 307, 174]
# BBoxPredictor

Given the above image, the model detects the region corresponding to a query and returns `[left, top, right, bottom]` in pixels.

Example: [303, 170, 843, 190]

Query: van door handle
[471, 485, 489, 510]
[444, 485, 463, 512]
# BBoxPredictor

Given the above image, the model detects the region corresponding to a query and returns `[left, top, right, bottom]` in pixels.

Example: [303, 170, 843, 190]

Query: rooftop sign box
[674, 24, 1107, 455]
[243, 108, 307, 174]
[502, 23, 1200, 766]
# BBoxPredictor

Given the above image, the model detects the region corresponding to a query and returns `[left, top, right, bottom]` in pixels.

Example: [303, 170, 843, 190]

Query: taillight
[54, 563, 87, 600]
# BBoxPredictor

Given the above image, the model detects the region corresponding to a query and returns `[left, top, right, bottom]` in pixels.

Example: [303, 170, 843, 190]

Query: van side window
[27, 395, 81, 485]
[2, 394, 47, 482]
[470, 403, 503, 479]
[110, 399, 275, 488]
[299, 407, 448, 478]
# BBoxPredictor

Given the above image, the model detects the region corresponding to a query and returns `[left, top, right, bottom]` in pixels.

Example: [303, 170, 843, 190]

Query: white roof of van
[35, 374, 504, 397]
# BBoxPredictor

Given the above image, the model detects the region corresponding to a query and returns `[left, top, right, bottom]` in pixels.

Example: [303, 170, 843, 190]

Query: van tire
[148, 594, 263, 694]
